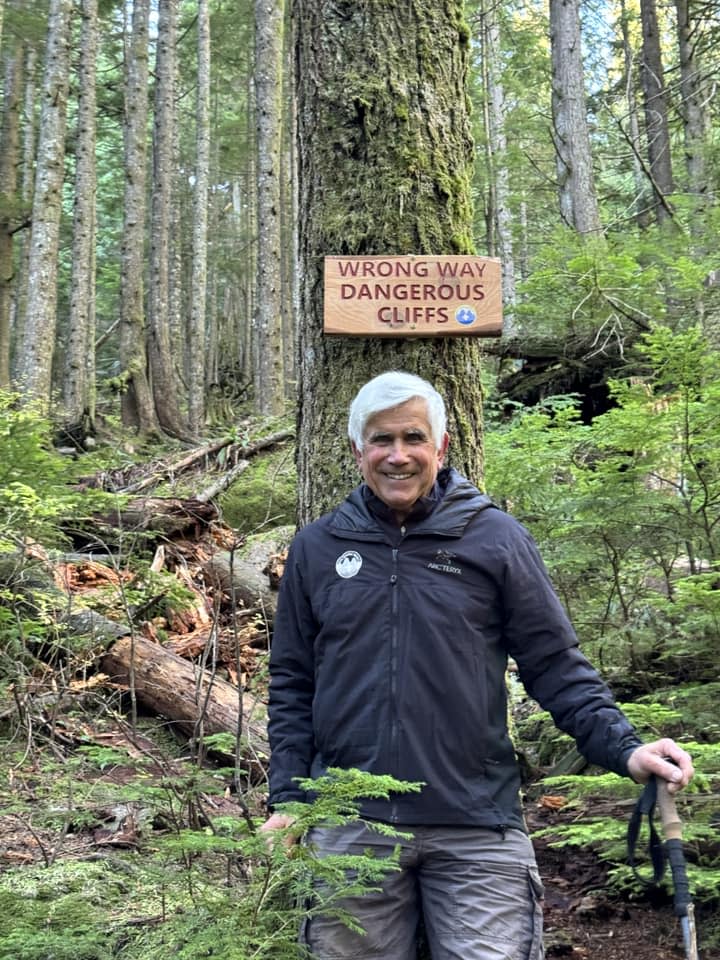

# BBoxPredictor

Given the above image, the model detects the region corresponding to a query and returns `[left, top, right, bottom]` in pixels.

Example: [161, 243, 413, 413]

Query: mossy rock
[236, 525, 295, 566]
[219, 445, 296, 533]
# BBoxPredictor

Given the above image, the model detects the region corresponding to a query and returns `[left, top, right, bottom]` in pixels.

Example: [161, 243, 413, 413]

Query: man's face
[352, 397, 449, 522]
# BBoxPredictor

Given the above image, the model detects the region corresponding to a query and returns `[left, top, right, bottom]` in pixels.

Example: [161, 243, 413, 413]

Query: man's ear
[438, 432, 450, 465]
[351, 440, 363, 469]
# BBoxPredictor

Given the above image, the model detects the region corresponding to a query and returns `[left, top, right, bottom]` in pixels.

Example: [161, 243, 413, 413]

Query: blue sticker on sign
[455, 306, 476, 326]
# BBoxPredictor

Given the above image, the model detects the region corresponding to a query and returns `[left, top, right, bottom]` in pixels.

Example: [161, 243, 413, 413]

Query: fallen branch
[101, 634, 269, 770]
[119, 438, 236, 494]
[196, 460, 250, 503]
[118, 428, 294, 495]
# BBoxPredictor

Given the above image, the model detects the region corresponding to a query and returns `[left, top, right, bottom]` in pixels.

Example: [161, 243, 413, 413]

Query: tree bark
[0, 18, 22, 386]
[619, 0, 651, 229]
[62, 0, 98, 440]
[549, 0, 602, 237]
[281, 10, 296, 401]
[675, 0, 708, 200]
[148, 0, 188, 439]
[10, 44, 37, 380]
[639, 0, 674, 223]
[253, 0, 286, 416]
[119, 0, 157, 433]
[479, 0, 516, 329]
[244, 60, 257, 391]
[16, 0, 72, 408]
[294, 0, 485, 525]
[187, 0, 211, 437]
[101, 635, 269, 765]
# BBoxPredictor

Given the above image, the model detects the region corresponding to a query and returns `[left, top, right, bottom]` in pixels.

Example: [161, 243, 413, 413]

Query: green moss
[219, 445, 297, 533]
[457, 20, 471, 45]
[236, 524, 295, 562]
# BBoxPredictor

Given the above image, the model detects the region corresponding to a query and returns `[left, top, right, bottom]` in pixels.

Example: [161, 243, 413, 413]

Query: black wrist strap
[627, 776, 666, 886]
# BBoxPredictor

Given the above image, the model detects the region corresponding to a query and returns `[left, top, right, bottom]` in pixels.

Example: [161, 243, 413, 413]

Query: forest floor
[529, 798, 718, 960]
[2, 739, 717, 960]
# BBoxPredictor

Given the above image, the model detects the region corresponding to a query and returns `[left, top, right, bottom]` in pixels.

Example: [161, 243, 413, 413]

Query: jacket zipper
[389, 544, 399, 822]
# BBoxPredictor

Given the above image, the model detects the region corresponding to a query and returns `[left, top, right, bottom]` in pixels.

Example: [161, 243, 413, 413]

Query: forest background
[0, 0, 719, 957]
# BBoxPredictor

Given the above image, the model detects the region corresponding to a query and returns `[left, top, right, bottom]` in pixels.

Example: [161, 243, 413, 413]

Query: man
[263, 370, 694, 960]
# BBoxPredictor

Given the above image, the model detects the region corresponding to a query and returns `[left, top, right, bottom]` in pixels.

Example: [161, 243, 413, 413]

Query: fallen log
[79, 496, 219, 541]
[100, 634, 269, 769]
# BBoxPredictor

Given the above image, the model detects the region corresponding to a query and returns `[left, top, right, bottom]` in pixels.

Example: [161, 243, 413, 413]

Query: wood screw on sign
[656, 779, 700, 960]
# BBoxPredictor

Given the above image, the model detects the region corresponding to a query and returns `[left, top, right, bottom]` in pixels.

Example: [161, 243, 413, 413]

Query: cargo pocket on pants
[526, 865, 545, 960]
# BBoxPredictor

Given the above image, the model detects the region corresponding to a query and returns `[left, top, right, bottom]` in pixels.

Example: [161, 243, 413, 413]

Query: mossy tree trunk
[294, 0, 486, 525]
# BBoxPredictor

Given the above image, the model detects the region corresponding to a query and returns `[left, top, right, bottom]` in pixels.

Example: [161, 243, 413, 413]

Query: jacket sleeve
[266, 537, 318, 808]
[498, 523, 642, 777]
[517, 645, 642, 776]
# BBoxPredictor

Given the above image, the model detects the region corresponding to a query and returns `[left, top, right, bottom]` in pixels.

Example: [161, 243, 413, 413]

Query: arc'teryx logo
[427, 549, 462, 575]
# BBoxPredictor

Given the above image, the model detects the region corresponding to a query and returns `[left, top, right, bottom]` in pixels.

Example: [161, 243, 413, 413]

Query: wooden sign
[323, 255, 502, 337]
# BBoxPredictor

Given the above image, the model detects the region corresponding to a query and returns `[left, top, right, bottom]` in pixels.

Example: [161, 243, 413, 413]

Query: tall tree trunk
[675, 0, 707, 199]
[0, 20, 22, 386]
[549, 0, 602, 237]
[62, 0, 98, 440]
[16, 0, 72, 408]
[168, 85, 184, 377]
[148, 0, 188, 438]
[11, 45, 37, 378]
[294, 0, 484, 527]
[480, 0, 516, 330]
[281, 7, 296, 401]
[244, 69, 256, 390]
[639, 0, 674, 223]
[187, 0, 211, 437]
[253, 0, 286, 416]
[619, 0, 651, 229]
[119, 0, 156, 433]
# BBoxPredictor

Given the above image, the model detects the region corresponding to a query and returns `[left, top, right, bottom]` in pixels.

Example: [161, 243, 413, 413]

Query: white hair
[348, 371, 447, 452]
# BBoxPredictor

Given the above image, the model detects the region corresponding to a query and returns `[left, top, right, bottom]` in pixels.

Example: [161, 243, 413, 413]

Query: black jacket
[267, 468, 641, 831]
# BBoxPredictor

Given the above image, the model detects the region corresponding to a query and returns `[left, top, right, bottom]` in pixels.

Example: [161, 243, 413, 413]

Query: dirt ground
[530, 804, 718, 960]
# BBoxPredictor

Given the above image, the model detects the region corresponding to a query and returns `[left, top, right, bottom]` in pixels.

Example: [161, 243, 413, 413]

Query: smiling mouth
[384, 473, 414, 480]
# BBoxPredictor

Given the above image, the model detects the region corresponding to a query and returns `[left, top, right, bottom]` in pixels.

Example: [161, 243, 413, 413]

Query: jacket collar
[329, 468, 494, 540]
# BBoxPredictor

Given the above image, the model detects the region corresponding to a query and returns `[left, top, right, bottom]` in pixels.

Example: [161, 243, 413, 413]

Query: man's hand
[259, 812, 299, 849]
[626, 738, 694, 794]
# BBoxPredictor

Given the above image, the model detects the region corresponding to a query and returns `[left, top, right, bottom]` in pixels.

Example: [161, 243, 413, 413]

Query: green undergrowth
[0, 764, 420, 960]
[526, 699, 720, 938]
[0, 392, 115, 551]
[518, 685, 720, 928]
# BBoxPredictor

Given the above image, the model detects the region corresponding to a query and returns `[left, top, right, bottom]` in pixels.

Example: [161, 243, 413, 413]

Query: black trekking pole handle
[656, 778, 700, 960]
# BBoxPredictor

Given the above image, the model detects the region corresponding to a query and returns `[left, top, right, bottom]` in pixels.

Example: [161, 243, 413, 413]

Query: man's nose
[387, 440, 410, 461]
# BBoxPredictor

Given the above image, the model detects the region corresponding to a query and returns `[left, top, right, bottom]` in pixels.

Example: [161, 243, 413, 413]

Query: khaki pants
[301, 822, 545, 960]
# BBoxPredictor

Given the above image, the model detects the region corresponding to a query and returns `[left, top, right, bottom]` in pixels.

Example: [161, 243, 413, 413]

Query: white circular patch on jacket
[335, 550, 363, 579]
